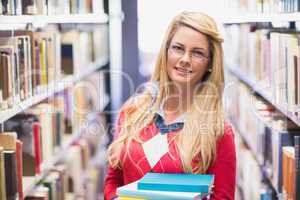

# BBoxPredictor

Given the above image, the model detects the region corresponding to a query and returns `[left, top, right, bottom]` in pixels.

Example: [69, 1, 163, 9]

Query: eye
[192, 50, 206, 58]
[171, 45, 184, 52]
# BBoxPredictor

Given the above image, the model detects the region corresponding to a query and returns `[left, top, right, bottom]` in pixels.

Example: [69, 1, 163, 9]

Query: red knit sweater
[104, 113, 236, 200]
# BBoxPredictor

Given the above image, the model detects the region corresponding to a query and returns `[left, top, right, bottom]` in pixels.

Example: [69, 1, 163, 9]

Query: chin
[170, 77, 192, 86]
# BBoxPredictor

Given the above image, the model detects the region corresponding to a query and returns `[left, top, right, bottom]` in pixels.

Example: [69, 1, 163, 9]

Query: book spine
[16, 140, 23, 200]
[4, 151, 18, 200]
[33, 122, 42, 174]
[295, 136, 300, 200]
[0, 148, 6, 200]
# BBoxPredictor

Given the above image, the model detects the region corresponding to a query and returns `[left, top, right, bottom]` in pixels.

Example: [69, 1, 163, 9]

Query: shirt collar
[155, 102, 186, 123]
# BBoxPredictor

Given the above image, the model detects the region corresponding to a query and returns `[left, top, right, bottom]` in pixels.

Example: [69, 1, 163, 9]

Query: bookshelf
[223, 3, 300, 199]
[22, 105, 109, 197]
[0, 1, 111, 199]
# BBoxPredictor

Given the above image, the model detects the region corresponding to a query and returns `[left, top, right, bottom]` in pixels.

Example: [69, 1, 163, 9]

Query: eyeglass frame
[167, 43, 210, 63]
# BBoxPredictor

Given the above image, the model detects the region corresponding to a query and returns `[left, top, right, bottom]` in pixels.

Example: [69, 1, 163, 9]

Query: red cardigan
[104, 113, 236, 200]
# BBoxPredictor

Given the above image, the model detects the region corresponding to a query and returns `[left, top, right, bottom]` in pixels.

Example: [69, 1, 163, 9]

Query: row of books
[72, 71, 108, 130]
[234, 132, 275, 200]
[226, 74, 300, 199]
[224, 24, 300, 114]
[224, 0, 300, 14]
[0, 25, 109, 112]
[0, 0, 104, 15]
[0, 130, 107, 200]
[0, 94, 108, 199]
[0, 68, 108, 199]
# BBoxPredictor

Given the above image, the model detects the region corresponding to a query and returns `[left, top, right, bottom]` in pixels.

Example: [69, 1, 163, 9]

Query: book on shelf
[3, 113, 42, 176]
[65, 145, 84, 195]
[32, 122, 42, 174]
[0, 0, 22, 15]
[92, 25, 109, 63]
[4, 149, 18, 200]
[61, 30, 93, 76]
[268, 129, 300, 193]
[28, 104, 55, 164]
[282, 146, 295, 200]
[282, 135, 300, 200]
[0, 132, 19, 200]
[235, 133, 266, 200]
[295, 135, 300, 200]
[16, 139, 24, 200]
[224, 0, 300, 14]
[0, 146, 5, 200]
[0, 0, 105, 16]
[0, 38, 21, 108]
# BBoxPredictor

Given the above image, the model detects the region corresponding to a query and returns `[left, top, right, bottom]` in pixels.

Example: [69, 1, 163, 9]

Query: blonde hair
[107, 11, 225, 174]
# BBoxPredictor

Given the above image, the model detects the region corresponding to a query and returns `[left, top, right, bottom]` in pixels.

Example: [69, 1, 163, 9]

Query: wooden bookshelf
[0, 57, 108, 124]
[22, 93, 109, 197]
[222, 13, 300, 24]
[227, 66, 300, 127]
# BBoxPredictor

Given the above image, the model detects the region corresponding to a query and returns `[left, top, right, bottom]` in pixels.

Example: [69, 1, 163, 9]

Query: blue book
[117, 181, 208, 200]
[137, 173, 214, 193]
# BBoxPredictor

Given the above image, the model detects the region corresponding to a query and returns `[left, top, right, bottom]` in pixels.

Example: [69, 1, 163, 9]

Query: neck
[163, 83, 195, 115]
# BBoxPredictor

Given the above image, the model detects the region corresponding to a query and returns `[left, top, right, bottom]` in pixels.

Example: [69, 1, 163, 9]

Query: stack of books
[117, 173, 214, 200]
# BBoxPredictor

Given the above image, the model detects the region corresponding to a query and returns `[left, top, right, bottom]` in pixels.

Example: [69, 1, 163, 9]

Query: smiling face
[166, 26, 210, 90]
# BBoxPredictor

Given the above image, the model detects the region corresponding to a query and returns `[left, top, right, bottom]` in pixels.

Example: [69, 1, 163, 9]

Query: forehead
[170, 26, 209, 49]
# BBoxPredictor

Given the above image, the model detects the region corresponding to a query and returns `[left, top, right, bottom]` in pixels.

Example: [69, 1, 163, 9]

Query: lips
[174, 66, 193, 74]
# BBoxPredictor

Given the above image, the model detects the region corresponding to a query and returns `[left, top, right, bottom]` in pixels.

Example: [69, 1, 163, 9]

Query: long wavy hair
[107, 11, 225, 174]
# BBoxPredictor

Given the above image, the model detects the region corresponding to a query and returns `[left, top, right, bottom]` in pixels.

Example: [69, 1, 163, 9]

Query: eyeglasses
[168, 44, 209, 63]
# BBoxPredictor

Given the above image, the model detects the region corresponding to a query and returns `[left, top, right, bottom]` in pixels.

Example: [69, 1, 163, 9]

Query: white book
[92, 0, 104, 14]
[0, 90, 2, 111]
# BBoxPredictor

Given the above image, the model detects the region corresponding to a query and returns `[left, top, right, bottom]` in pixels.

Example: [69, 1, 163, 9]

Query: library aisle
[1, 0, 300, 200]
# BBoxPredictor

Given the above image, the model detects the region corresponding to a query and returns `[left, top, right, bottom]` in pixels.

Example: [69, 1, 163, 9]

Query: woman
[104, 11, 236, 200]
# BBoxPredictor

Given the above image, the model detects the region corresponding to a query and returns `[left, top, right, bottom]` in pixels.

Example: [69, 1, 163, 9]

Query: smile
[174, 66, 193, 74]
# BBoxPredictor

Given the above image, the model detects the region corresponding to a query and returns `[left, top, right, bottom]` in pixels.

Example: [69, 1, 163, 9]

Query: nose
[179, 51, 191, 66]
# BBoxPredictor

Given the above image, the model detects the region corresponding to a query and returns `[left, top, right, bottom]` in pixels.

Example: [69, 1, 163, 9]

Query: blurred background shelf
[222, 13, 300, 24]
[0, 58, 108, 124]
[0, 14, 108, 24]
[227, 66, 300, 127]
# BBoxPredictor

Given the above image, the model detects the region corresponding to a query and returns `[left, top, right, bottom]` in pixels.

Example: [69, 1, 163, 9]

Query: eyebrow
[173, 42, 208, 51]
